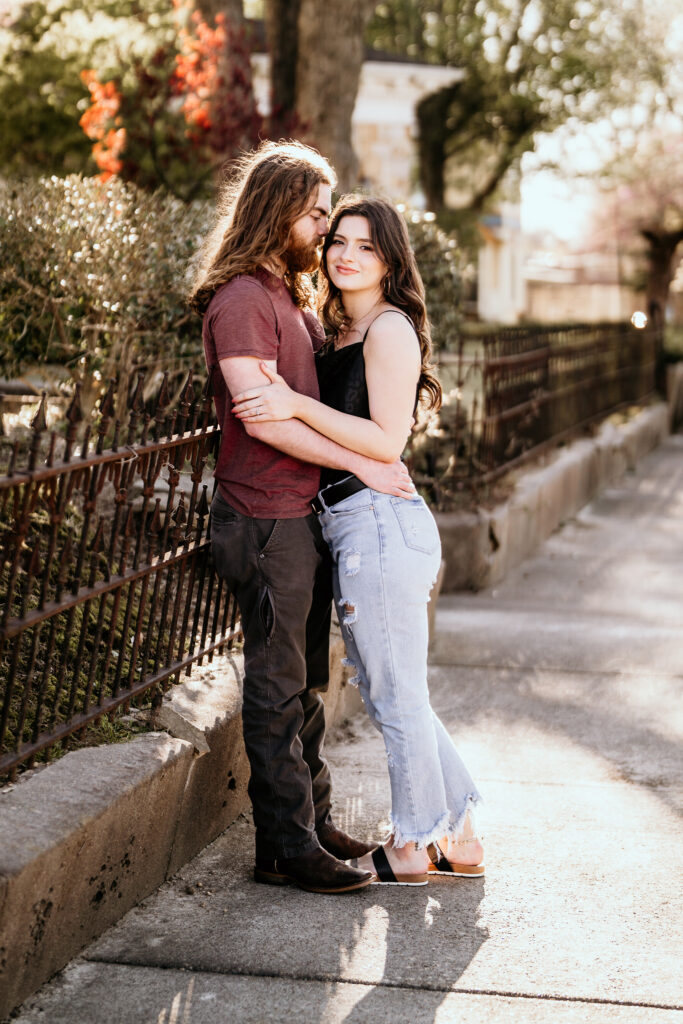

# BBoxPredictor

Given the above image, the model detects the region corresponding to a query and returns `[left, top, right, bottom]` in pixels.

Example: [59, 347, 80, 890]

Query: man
[190, 141, 413, 894]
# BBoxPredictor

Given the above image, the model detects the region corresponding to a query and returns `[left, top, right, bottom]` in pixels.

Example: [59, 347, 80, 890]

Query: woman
[232, 196, 483, 885]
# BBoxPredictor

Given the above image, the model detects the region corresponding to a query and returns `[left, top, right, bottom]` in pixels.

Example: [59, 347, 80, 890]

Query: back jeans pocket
[391, 497, 440, 554]
[210, 498, 249, 586]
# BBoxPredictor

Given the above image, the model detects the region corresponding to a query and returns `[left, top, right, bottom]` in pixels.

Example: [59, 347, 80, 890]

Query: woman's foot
[355, 837, 430, 880]
[439, 836, 484, 867]
[429, 812, 484, 878]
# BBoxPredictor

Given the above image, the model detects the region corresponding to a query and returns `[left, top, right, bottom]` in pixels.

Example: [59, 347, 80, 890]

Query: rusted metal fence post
[0, 372, 240, 781]
[420, 321, 658, 502]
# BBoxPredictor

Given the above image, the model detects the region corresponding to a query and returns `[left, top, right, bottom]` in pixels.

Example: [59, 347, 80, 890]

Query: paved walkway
[12, 437, 683, 1024]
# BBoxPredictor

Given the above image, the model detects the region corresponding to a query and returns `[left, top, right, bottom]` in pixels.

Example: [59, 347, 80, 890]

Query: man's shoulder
[206, 273, 280, 327]
[210, 273, 271, 304]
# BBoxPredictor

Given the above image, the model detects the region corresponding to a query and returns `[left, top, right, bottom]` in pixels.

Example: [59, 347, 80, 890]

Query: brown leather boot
[254, 847, 373, 893]
[318, 824, 378, 861]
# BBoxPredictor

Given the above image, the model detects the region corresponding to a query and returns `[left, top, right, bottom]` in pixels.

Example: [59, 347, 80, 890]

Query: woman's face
[325, 215, 387, 295]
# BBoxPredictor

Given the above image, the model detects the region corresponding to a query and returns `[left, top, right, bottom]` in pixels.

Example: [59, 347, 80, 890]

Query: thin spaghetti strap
[361, 308, 412, 343]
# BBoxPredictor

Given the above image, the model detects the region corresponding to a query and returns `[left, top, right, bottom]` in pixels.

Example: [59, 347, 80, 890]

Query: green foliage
[0, 175, 210, 411]
[367, 1, 668, 215]
[402, 208, 462, 353]
[591, 135, 683, 320]
[1, 0, 263, 199]
[78, 2, 263, 200]
[0, 0, 177, 177]
[0, 176, 464, 407]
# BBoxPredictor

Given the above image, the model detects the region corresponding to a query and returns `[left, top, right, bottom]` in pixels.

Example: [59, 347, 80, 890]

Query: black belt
[311, 474, 367, 514]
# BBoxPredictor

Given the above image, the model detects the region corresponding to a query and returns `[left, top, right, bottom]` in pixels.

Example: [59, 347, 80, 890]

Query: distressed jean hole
[342, 656, 360, 687]
[342, 601, 357, 626]
[343, 548, 361, 576]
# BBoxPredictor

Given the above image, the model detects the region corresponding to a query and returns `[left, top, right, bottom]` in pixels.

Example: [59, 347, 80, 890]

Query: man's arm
[219, 356, 414, 495]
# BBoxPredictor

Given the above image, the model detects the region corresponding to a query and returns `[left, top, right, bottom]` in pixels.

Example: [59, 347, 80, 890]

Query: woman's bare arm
[232, 313, 420, 462]
[220, 356, 415, 495]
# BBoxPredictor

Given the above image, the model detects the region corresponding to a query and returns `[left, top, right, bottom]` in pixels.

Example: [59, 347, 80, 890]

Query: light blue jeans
[318, 485, 481, 848]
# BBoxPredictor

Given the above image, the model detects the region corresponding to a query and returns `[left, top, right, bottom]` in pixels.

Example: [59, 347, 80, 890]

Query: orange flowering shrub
[79, 73, 126, 180]
[78, 1, 262, 199]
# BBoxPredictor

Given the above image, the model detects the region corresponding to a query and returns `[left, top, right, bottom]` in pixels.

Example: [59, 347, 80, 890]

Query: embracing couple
[189, 141, 483, 894]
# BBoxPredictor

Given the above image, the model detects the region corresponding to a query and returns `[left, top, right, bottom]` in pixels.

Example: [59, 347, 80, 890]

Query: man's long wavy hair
[319, 195, 442, 411]
[188, 140, 336, 315]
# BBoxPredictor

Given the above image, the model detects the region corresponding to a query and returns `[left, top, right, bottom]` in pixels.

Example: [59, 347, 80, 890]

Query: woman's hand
[232, 363, 301, 423]
[355, 458, 416, 498]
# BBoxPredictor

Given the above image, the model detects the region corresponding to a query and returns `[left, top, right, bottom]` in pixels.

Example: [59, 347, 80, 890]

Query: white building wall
[525, 281, 644, 323]
[477, 202, 527, 324]
[351, 62, 463, 201]
[250, 55, 462, 202]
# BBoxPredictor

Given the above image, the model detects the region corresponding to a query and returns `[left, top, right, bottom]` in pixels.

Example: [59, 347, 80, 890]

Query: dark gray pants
[210, 490, 333, 859]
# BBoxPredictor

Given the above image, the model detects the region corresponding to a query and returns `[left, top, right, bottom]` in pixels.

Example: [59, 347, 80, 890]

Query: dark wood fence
[0, 373, 239, 781]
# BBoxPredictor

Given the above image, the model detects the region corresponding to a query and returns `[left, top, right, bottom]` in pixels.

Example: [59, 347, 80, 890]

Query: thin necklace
[341, 297, 385, 343]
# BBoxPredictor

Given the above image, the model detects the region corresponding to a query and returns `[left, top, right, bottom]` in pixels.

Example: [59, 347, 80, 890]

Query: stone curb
[435, 402, 669, 592]
[0, 630, 361, 1021]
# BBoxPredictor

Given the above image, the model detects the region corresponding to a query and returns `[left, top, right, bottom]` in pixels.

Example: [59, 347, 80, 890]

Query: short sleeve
[207, 279, 279, 362]
[302, 310, 326, 351]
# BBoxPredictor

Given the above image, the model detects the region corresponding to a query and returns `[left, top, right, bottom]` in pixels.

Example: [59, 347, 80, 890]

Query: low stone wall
[436, 403, 669, 592]
[0, 628, 361, 1021]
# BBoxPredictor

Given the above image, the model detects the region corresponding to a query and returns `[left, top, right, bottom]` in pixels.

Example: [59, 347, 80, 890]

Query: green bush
[0, 178, 463, 416]
[402, 208, 462, 353]
[0, 175, 210, 412]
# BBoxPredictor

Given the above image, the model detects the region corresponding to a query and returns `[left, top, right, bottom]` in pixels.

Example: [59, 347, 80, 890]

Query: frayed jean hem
[388, 793, 482, 850]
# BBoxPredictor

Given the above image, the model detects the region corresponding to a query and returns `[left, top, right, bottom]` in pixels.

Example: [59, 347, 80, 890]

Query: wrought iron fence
[0, 320, 658, 777]
[0, 372, 239, 781]
[409, 321, 658, 505]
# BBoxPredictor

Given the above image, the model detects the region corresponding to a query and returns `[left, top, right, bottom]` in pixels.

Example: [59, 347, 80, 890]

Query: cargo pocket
[259, 586, 276, 643]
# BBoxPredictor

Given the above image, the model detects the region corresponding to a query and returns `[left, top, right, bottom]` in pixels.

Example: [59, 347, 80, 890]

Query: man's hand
[354, 458, 415, 498]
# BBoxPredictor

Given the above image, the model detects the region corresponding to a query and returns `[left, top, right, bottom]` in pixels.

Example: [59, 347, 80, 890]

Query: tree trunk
[641, 228, 683, 394]
[416, 86, 457, 212]
[295, 0, 372, 191]
[642, 228, 683, 327]
[266, 0, 301, 132]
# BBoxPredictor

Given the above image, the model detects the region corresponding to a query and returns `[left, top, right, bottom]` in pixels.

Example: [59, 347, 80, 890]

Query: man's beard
[284, 236, 322, 275]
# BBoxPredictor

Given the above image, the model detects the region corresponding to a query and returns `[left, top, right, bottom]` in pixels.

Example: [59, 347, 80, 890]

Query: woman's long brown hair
[319, 195, 442, 411]
[188, 140, 336, 315]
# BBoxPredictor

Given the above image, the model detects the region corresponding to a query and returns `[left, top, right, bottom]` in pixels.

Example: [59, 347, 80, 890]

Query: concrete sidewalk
[10, 437, 683, 1024]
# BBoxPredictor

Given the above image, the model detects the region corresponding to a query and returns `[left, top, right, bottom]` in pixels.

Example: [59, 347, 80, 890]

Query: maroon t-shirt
[203, 268, 325, 518]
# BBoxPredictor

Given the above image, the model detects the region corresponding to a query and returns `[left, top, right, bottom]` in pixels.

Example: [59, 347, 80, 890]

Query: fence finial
[30, 392, 48, 434]
[66, 384, 84, 427]
[99, 380, 117, 421]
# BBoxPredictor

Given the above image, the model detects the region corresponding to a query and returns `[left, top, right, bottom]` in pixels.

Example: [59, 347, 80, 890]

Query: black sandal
[360, 845, 429, 886]
[427, 839, 485, 878]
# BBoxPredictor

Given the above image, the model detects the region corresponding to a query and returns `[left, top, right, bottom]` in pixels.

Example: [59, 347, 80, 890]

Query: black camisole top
[315, 310, 413, 489]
